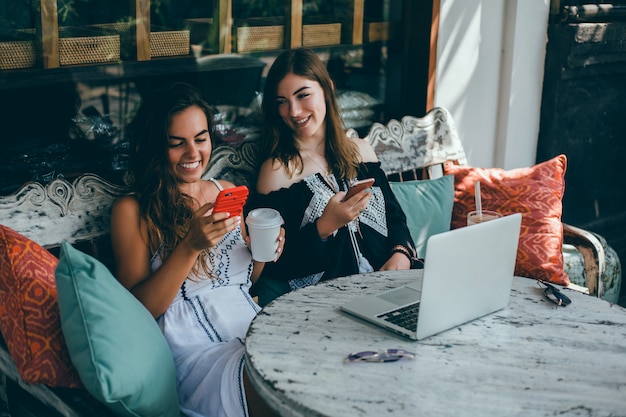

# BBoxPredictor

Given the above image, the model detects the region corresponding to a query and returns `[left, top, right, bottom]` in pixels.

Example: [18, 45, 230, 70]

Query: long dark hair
[127, 82, 215, 258]
[261, 48, 360, 179]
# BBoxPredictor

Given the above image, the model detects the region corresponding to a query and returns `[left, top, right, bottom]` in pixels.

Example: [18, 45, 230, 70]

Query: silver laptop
[340, 213, 522, 340]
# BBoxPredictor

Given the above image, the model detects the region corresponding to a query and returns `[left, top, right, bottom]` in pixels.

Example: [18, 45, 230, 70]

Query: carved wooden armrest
[562, 223, 606, 296]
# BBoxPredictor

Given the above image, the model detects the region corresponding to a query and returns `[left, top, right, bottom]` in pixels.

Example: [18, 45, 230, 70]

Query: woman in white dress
[110, 82, 282, 417]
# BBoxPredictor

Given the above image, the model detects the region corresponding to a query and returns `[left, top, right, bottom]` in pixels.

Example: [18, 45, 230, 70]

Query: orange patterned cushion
[0, 225, 81, 387]
[443, 155, 569, 285]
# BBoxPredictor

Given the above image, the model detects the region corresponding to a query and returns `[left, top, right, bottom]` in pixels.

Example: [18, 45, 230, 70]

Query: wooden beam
[216, 0, 232, 53]
[135, 0, 151, 61]
[40, 0, 59, 69]
[287, 0, 303, 48]
[427, 0, 440, 111]
[352, 0, 364, 45]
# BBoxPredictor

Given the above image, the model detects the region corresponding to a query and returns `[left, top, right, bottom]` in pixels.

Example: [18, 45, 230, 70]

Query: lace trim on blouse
[300, 173, 388, 237]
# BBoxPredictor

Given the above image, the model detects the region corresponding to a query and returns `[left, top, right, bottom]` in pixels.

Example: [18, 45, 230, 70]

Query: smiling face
[275, 72, 327, 143]
[167, 104, 212, 186]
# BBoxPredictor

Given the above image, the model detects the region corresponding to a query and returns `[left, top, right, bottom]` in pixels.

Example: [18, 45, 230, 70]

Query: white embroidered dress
[154, 180, 260, 417]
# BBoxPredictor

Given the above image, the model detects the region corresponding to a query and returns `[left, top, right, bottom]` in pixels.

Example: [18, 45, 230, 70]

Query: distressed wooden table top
[245, 270, 626, 417]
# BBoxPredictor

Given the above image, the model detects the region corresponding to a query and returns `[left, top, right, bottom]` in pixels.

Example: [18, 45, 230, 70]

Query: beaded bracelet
[391, 244, 413, 257]
[390, 245, 423, 269]
[390, 245, 414, 262]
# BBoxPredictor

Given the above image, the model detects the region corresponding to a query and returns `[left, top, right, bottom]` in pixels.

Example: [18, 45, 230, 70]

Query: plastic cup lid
[245, 208, 283, 228]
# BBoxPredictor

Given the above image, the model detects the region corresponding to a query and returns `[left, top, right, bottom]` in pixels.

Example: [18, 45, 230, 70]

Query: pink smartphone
[213, 185, 249, 218]
[343, 178, 375, 201]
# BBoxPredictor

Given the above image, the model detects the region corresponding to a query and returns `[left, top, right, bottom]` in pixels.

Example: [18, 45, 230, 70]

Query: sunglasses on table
[537, 280, 572, 307]
[344, 348, 416, 363]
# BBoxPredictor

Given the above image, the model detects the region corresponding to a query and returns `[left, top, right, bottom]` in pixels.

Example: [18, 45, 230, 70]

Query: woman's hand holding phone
[342, 178, 375, 201]
[317, 178, 375, 239]
[213, 185, 249, 219]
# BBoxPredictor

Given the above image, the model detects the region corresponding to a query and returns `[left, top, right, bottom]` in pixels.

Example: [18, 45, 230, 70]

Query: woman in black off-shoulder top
[249, 48, 418, 307]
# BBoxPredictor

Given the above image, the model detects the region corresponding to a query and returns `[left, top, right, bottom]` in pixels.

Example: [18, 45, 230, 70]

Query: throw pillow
[389, 175, 455, 258]
[0, 225, 81, 388]
[443, 154, 569, 285]
[55, 241, 180, 417]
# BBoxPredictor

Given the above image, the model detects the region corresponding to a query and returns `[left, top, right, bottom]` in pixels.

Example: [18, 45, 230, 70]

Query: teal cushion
[389, 175, 455, 258]
[55, 241, 180, 417]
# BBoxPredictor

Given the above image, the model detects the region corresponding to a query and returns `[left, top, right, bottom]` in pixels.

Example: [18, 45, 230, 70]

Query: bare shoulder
[348, 135, 378, 163]
[256, 157, 293, 194]
[214, 179, 236, 190]
[110, 195, 146, 250]
[112, 195, 140, 218]
[204, 179, 237, 201]
[110, 196, 143, 240]
[109, 195, 150, 288]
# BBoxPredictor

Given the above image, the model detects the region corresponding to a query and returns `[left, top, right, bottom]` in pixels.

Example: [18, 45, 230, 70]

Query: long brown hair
[127, 82, 216, 264]
[261, 48, 360, 179]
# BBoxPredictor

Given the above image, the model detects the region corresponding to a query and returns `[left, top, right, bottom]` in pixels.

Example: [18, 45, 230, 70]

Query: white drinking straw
[474, 180, 482, 216]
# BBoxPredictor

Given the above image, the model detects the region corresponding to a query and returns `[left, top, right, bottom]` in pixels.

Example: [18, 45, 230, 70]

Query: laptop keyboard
[377, 303, 420, 332]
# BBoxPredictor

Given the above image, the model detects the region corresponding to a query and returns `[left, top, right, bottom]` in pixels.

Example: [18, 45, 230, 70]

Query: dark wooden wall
[538, 3, 626, 305]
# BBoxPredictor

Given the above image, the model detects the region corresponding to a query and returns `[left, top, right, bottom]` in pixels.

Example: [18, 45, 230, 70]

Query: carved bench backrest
[0, 174, 126, 249]
[358, 107, 467, 180]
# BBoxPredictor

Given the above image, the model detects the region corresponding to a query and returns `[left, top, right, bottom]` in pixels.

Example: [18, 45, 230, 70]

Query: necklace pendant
[326, 172, 339, 192]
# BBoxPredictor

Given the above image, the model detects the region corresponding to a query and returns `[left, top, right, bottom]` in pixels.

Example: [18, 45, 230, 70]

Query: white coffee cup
[245, 208, 283, 262]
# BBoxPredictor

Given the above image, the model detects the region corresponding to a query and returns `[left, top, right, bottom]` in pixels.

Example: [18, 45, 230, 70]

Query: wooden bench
[0, 107, 620, 416]
[0, 175, 125, 416]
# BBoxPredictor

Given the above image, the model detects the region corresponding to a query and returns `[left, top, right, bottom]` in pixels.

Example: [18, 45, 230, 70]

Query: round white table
[245, 270, 626, 417]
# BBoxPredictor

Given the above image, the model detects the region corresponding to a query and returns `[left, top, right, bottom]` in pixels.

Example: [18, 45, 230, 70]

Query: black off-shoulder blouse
[248, 161, 415, 306]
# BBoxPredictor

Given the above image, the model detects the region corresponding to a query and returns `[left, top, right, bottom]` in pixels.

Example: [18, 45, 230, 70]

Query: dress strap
[207, 178, 223, 191]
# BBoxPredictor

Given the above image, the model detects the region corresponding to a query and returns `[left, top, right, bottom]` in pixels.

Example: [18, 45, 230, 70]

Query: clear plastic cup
[245, 208, 283, 262]
[467, 210, 502, 226]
